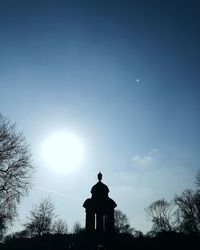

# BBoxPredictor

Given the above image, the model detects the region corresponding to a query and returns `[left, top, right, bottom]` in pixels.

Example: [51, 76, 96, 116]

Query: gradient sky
[0, 0, 200, 233]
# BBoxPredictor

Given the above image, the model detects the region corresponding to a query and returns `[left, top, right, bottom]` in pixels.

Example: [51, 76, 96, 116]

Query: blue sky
[0, 0, 200, 233]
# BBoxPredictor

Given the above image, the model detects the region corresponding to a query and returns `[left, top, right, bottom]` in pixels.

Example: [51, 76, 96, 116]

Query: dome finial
[97, 172, 102, 182]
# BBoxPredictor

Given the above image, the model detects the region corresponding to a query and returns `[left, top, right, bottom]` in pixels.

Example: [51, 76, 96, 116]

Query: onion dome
[91, 172, 109, 197]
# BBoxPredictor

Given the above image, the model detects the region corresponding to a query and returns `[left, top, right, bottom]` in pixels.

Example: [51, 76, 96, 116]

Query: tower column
[85, 209, 95, 231]
[106, 211, 114, 232]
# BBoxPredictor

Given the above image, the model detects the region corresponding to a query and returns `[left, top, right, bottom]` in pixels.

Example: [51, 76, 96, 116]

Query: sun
[42, 132, 85, 173]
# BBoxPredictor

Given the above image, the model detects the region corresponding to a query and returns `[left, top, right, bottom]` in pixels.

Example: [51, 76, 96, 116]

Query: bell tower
[83, 173, 117, 232]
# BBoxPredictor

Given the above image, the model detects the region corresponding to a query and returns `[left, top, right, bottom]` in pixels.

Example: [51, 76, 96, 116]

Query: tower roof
[83, 172, 117, 211]
[91, 172, 109, 197]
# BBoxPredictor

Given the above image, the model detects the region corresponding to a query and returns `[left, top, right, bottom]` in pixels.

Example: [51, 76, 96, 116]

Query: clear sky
[0, 0, 200, 233]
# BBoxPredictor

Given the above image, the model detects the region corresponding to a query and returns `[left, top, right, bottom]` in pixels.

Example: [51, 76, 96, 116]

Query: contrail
[35, 186, 82, 201]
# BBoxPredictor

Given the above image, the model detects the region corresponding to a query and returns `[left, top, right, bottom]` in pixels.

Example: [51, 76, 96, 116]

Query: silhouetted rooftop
[83, 172, 117, 211]
[91, 179, 109, 197]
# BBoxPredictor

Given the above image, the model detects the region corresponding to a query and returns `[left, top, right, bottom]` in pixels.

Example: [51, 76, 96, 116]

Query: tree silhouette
[175, 189, 199, 234]
[52, 219, 68, 234]
[24, 198, 56, 237]
[146, 199, 176, 233]
[0, 114, 33, 238]
[114, 209, 134, 234]
[0, 216, 7, 240]
[72, 222, 84, 234]
[195, 170, 200, 189]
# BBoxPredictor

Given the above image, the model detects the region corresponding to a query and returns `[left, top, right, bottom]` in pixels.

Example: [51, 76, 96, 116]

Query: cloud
[132, 149, 158, 166]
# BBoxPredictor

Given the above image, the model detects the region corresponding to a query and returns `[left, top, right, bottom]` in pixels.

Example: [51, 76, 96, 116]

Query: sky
[0, 0, 200, 233]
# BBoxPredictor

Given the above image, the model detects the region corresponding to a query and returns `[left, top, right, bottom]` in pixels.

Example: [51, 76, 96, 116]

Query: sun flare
[42, 132, 85, 173]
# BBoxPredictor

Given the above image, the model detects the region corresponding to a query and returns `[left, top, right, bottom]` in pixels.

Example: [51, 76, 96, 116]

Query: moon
[42, 132, 85, 173]
[136, 78, 140, 83]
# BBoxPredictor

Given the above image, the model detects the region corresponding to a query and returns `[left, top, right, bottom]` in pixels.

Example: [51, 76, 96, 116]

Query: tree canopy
[25, 198, 56, 237]
[0, 114, 33, 236]
[114, 209, 134, 234]
[146, 199, 177, 234]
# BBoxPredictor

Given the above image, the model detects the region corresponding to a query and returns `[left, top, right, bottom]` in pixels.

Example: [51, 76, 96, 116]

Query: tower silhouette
[83, 172, 117, 233]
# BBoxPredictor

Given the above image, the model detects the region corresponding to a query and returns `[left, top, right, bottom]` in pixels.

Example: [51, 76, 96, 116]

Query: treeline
[145, 171, 200, 236]
[5, 198, 84, 239]
[2, 228, 200, 250]
[6, 169, 200, 244]
[4, 200, 136, 239]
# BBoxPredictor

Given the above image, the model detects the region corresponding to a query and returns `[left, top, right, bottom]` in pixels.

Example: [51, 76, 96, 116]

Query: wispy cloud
[132, 149, 158, 166]
[35, 186, 81, 201]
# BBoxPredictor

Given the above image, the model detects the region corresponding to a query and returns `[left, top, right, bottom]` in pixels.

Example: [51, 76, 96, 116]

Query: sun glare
[42, 132, 85, 173]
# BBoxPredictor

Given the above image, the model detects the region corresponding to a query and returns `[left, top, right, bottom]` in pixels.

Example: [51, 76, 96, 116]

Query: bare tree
[11, 229, 28, 239]
[0, 216, 7, 240]
[0, 114, 33, 236]
[146, 199, 177, 233]
[175, 189, 199, 234]
[133, 230, 143, 238]
[195, 170, 200, 189]
[52, 219, 68, 234]
[114, 209, 134, 234]
[72, 222, 84, 234]
[25, 198, 56, 237]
